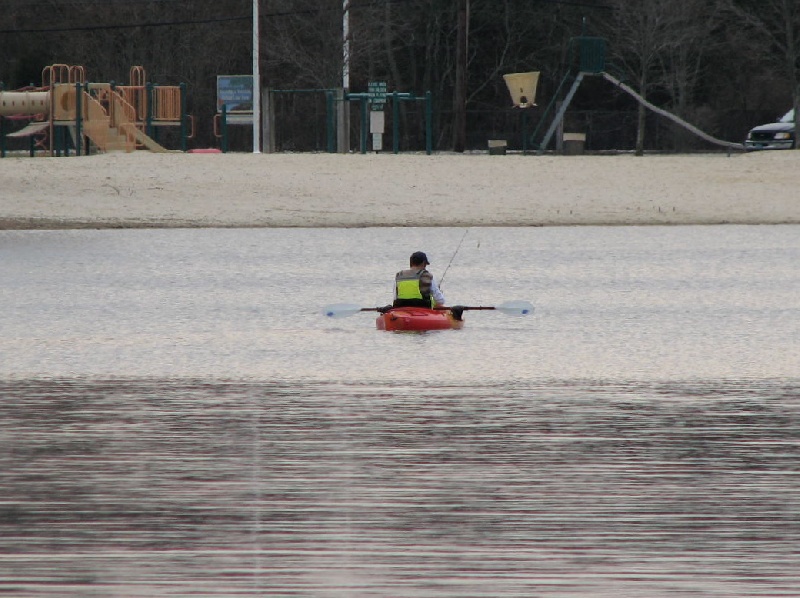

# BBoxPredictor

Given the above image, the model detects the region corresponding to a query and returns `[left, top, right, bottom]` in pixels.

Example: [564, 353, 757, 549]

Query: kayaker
[392, 251, 446, 309]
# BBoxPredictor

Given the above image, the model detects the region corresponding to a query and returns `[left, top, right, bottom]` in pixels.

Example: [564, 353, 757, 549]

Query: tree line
[2, 0, 798, 152]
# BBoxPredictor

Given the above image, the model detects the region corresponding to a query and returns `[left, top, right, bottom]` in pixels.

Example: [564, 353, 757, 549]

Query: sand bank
[1, 150, 799, 228]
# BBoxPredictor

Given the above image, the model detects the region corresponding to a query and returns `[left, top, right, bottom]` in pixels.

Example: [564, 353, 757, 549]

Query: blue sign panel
[217, 76, 254, 113]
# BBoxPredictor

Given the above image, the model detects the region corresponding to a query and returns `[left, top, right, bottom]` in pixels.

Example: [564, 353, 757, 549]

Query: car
[745, 109, 795, 150]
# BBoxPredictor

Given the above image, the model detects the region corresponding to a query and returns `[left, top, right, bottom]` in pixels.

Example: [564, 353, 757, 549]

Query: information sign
[217, 76, 254, 113]
[368, 81, 388, 111]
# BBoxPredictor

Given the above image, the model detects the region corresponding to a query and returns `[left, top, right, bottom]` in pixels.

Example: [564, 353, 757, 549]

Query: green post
[326, 91, 335, 153]
[75, 81, 82, 156]
[425, 91, 432, 155]
[180, 82, 187, 152]
[146, 82, 154, 137]
[360, 97, 368, 154]
[392, 91, 400, 154]
[0, 84, 3, 157]
[221, 104, 228, 153]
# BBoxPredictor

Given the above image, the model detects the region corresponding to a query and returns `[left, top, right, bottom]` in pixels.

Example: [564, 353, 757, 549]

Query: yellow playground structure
[0, 64, 192, 157]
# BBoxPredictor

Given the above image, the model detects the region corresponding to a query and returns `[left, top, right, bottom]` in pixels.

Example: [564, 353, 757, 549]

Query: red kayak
[376, 307, 464, 332]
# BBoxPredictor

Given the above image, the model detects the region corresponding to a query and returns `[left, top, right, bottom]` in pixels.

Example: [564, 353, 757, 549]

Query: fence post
[336, 88, 349, 153]
[326, 91, 335, 153]
[221, 104, 228, 153]
[263, 88, 276, 153]
[146, 82, 154, 138]
[392, 91, 400, 154]
[0, 81, 4, 157]
[75, 81, 82, 156]
[360, 96, 368, 154]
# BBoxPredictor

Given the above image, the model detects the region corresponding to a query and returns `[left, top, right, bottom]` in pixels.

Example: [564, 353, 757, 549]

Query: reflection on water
[3, 226, 800, 595]
[2, 378, 799, 597]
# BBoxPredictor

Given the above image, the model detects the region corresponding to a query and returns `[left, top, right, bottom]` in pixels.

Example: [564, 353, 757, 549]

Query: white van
[745, 109, 795, 150]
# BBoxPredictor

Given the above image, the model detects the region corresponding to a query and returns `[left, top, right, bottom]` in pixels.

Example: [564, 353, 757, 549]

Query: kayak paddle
[446, 300, 534, 316]
[321, 303, 381, 318]
[321, 300, 534, 318]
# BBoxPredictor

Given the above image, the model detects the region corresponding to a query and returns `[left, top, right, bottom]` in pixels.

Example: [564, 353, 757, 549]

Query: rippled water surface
[2, 226, 800, 596]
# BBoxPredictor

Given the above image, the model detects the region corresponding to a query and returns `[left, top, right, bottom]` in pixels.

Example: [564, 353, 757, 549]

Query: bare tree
[653, 0, 731, 148]
[6, 0, 791, 152]
[452, 0, 468, 151]
[600, 0, 691, 154]
[263, 0, 344, 89]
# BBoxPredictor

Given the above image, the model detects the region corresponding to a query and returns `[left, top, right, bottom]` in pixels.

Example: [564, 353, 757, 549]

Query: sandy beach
[1, 150, 799, 228]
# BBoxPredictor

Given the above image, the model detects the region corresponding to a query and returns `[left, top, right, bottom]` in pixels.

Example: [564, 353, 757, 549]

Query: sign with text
[368, 80, 387, 111]
[370, 111, 385, 152]
[217, 76, 254, 113]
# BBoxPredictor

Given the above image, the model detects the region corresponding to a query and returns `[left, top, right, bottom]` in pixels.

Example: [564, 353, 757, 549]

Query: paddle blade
[496, 300, 534, 316]
[321, 303, 363, 318]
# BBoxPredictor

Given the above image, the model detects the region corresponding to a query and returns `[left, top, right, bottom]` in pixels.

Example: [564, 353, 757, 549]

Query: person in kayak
[392, 251, 446, 309]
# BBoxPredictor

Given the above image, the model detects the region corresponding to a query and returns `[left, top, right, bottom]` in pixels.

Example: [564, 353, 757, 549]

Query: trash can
[562, 132, 586, 155]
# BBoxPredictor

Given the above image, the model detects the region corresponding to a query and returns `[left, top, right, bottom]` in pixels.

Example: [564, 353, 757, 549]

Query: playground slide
[2, 89, 166, 153]
[601, 72, 743, 151]
[0, 91, 50, 116]
[131, 127, 168, 153]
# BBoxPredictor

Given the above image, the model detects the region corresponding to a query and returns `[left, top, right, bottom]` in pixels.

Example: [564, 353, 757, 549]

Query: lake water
[1, 226, 799, 596]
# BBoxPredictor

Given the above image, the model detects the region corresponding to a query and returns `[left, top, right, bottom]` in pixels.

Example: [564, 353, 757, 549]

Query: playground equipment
[503, 72, 540, 108]
[0, 64, 192, 157]
[209, 75, 433, 154]
[502, 71, 541, 153]
[345, 88, 433, 155]
[530, 37, 743, 153]
[0, 89, 52, 154]
[213, 82, 433, 154]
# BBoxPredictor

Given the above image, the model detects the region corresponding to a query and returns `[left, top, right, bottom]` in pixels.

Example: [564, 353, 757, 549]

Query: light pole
[252, 0, 261, 153]
[338, 0, 351, 153]
[342, 0, 350, 91]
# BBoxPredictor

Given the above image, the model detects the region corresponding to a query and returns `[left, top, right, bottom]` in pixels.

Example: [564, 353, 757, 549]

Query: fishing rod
[438, 228, 469, 288]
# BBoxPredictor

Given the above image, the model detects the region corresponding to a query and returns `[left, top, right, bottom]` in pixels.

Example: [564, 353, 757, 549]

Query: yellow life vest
[394, 268, 434, 308]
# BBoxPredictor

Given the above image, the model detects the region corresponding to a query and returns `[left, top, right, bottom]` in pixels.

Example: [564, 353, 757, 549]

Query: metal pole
[0, 82, 4, 157]
[392, 91, 399, 154]
[180, 82, 187, 152]
[146, 82, 154, 137]
[342, 0, 350, 92]
[326, 91, 335, 153]
[222, 104, 228, 153]
[75, 81, 82, 156]
[252, 0, 261, 153]
[360, 97, 367, 154]
[338, 0, 351, 153]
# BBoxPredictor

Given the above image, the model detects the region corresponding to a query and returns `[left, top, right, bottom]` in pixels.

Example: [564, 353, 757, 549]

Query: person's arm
[430, 277, 446, 306]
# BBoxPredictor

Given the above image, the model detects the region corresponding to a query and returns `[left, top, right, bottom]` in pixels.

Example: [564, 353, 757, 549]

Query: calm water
[2, 226, 799, 596]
